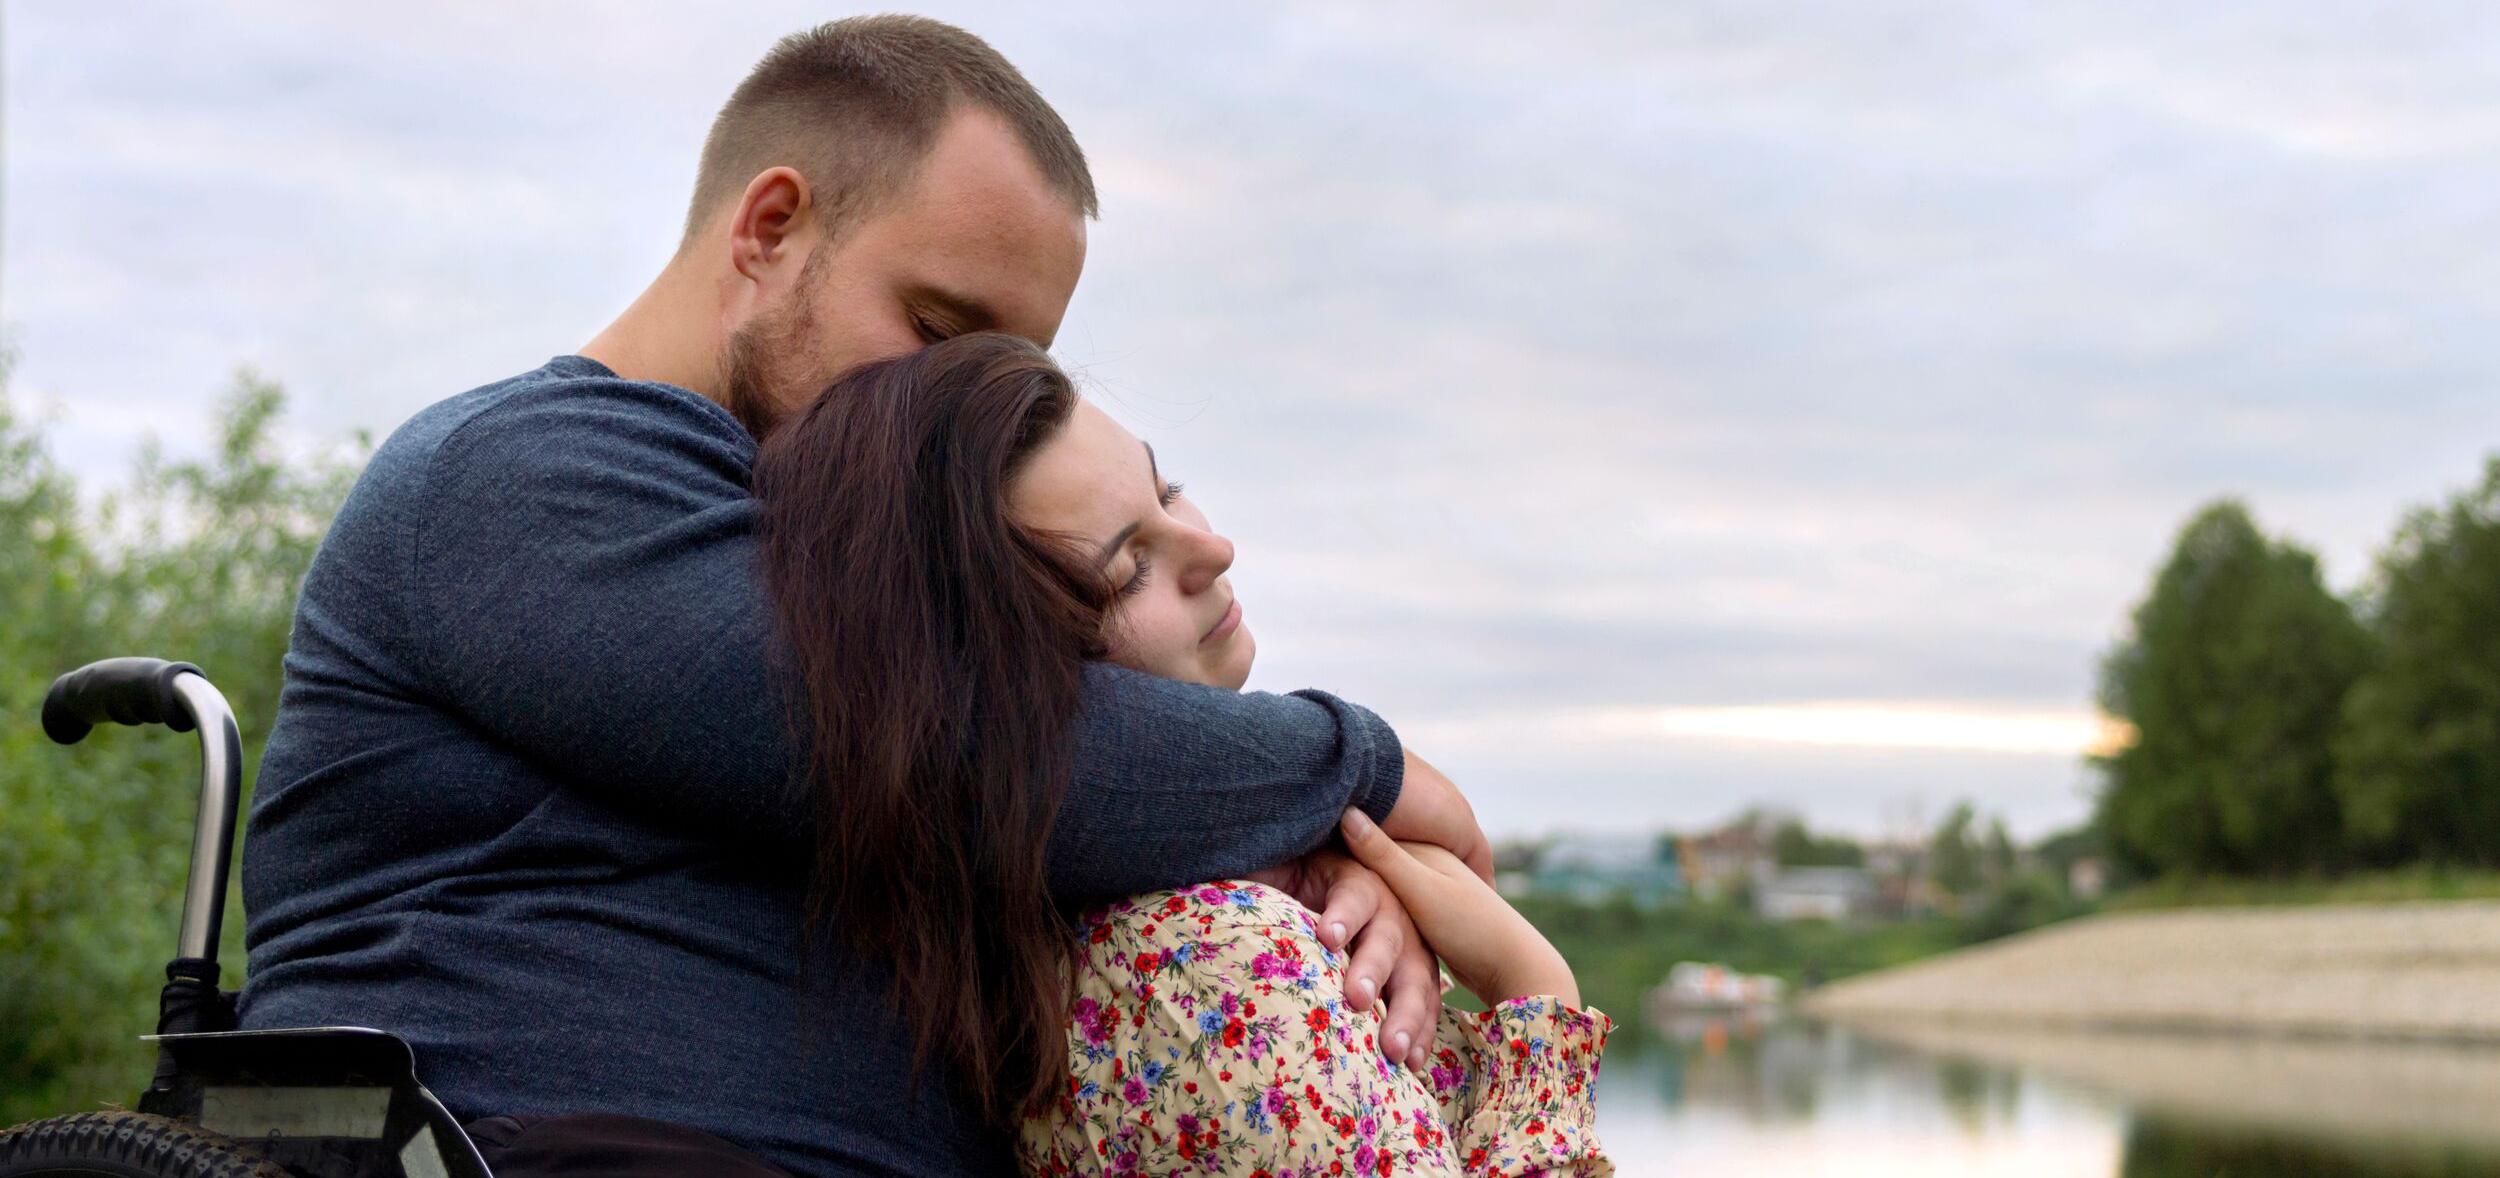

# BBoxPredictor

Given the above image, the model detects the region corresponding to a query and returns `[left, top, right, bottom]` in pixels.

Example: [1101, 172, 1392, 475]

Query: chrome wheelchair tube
[167, 671, 243, 964]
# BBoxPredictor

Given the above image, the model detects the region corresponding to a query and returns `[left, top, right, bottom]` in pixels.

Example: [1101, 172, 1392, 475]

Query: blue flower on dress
[1199, 1009, 1227, 1034]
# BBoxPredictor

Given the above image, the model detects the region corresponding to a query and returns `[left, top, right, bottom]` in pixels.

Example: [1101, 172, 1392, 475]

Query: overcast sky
[11, 2, 2498, 840]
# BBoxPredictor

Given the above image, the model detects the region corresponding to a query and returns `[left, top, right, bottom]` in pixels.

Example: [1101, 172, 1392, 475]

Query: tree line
[2094, 458, 2500, 878]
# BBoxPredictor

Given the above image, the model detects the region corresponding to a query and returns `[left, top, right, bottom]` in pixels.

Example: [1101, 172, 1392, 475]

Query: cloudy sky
[11, 2, 2497, 840]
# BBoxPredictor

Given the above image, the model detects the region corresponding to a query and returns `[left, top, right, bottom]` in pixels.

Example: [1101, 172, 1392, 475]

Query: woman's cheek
[1098, 602, 1172, 679]
[1146, 599, 1198, 677]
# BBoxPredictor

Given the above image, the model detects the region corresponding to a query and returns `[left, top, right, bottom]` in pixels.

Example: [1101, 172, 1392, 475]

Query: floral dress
[1019, 879, 1612, 1176]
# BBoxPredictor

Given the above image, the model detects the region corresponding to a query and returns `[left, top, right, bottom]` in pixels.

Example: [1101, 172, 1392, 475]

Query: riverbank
[1803, 899, 2500, 1042]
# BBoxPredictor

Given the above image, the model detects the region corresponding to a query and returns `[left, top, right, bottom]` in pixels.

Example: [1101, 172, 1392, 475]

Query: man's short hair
[682, 15, 1098, 249]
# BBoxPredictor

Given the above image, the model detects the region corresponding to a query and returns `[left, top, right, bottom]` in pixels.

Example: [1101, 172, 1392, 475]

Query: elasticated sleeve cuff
[1457, 997, 1613, 1174]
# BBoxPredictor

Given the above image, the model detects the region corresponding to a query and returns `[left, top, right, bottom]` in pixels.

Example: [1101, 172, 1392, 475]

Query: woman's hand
[1246, 850, 1445, 1070]
[1339, 808, 1580, 1009]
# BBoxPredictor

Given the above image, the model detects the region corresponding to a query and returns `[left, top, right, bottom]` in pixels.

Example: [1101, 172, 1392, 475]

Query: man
[238, 16, 1488, 1177]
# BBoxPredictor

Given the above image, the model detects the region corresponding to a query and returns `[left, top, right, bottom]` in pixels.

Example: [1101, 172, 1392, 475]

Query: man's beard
[720, 298, 821, 442]
[721, 244, 839, 441]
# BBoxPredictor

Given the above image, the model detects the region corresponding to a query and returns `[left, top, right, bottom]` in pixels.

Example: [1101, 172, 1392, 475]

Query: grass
[1508, 894, 1973, 1036]
[2104, 865, 2500, 911]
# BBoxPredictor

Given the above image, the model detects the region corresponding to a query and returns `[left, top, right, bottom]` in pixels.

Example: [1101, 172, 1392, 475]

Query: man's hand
[1380, 747, 1494, 883]
[1246, 850, 1443, 1071]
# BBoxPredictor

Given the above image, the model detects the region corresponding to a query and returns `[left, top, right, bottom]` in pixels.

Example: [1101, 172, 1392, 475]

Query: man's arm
[409, 379, 1403, 891]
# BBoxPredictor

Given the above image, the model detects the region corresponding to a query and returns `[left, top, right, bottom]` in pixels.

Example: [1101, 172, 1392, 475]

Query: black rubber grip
[41, 657, 203, 745]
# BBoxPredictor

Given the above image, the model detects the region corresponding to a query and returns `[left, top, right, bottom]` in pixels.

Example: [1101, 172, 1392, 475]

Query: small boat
[1647, 961, 1787, 1014]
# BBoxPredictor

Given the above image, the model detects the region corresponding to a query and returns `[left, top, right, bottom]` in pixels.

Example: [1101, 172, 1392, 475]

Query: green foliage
[2334, 459, 2500, 867]
[2105, 864, 2500, 911]
[1928, 801, 1982, 896]
[0, 368, 358, 1125]
[2094, 501, 2372, 876]
[1510, 886, 2093, 1045]
[2121, 1115, 2500, 1177]
[1770, 818, 1864, 868]
[1508, 893, 1971, 1035]
[2029, 823, 2100, 877]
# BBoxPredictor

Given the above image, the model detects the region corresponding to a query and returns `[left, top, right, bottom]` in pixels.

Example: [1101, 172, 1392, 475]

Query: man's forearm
[1042, 665, 1405, 901]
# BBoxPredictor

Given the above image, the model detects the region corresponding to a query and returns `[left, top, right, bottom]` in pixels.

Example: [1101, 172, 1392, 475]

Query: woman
[753, 332, 1611, 1175]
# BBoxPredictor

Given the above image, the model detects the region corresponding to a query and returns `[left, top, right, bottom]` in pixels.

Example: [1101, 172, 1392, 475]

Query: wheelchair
[0, 658, 493, 1178]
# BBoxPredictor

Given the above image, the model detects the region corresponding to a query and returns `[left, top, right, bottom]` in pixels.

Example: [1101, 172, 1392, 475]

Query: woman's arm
[1337, 809, 1578, 1008]
[1021, 880, 1610, 1176]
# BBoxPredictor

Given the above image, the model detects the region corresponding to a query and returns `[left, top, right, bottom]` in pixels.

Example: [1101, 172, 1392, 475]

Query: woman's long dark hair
[752, 332, 1109, 1125]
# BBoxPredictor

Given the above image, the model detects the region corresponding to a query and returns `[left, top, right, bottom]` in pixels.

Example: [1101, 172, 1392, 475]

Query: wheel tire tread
[0, 1111, 290, 1178]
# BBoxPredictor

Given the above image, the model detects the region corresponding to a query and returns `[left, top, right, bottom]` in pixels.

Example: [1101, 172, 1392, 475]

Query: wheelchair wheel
[0, 1112, 287, 1178]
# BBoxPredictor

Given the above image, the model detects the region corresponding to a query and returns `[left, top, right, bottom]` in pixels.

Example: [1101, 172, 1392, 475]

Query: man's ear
[727, 166, 814, 288]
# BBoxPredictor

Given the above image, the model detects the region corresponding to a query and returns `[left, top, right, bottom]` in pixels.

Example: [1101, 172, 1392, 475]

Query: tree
[1983, 817, 2016, 887]
[1928, 802, 1981, 897]
[2334, 458, 2500, 866]
[0, 367, 359, 1124]
[1771, 818, 1865, 868]
[2093, 501, 2370, 876]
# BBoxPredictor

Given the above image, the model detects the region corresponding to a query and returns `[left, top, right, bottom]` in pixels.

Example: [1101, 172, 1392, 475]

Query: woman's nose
[1178, 526, 1234, 595]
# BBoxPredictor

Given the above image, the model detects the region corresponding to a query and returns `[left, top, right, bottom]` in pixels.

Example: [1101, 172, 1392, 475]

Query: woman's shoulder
[1074, 880, 1346, 1001]
[1080, 879, 1320, 947]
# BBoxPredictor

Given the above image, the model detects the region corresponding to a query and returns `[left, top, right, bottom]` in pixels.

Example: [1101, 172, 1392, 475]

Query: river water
[1593, 1012, 2500, 1177]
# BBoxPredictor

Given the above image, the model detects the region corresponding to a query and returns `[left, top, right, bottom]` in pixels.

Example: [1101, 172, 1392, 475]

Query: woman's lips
[1202, 597, 1243, 645]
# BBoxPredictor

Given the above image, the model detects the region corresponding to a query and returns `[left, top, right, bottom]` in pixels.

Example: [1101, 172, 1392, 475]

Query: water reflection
[2123, 1119, 2500, 1178]
[1597, 1011, 2500, 1177]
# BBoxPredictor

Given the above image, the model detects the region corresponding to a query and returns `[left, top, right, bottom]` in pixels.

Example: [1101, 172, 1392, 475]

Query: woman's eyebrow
[1093, 523, 1139, 569]
[1091, 443, 1162, 568]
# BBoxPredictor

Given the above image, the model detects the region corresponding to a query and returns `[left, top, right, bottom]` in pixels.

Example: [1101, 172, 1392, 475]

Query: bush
[0, 369, 357, 1124]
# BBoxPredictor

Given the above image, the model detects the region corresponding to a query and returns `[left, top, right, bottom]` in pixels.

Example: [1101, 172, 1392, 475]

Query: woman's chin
[1215, 627, 1256, 691]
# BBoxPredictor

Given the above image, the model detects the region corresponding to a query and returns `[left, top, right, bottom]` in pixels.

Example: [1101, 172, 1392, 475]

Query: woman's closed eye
[1158, 480, 1184, 508]
[1117, 552, 1154, 599]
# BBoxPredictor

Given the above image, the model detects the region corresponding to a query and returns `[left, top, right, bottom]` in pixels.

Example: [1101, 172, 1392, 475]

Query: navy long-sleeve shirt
[236, 355, 1404, 1176]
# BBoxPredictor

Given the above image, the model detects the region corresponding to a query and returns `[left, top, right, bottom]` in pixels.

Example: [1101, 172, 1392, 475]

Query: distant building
[1492, 841, 1542, 898]
[1861, 838, 1939, 918]
[1529, 832, 1684, 908]
[1753, 864, 1876, 922]
[1680, 818, 1773, 901]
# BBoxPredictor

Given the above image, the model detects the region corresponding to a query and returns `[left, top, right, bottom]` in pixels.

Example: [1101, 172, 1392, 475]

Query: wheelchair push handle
[42, 656, 205, 745]
[42, 656, 244, 966]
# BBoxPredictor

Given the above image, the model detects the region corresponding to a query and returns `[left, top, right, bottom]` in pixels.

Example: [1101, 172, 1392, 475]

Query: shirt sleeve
[1421, 999, 1615, 1176]
[405, 378, 1403, 891]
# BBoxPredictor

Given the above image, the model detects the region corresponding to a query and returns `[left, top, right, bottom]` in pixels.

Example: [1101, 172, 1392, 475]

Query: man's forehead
[863, 110, 1088, 340]
[883, 209, 1084, 340]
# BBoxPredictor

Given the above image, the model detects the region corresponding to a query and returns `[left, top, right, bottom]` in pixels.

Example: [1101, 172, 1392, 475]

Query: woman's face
[1009, 399, 1255, 690]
